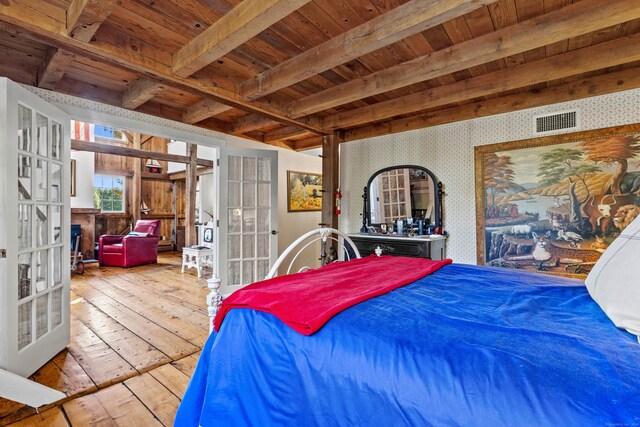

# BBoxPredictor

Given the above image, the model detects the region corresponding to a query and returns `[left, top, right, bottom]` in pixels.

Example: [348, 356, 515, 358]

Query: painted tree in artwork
[580, 135, 640, 194]
[484, 152, 515, 208]
[537, 148, 600, 193]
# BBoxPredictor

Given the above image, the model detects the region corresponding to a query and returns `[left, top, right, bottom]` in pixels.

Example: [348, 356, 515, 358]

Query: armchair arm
[122, 235, 160, 253]
[100, 235, 124, 245]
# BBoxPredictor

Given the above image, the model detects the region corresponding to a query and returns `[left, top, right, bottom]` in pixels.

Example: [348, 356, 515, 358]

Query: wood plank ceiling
[1, 0, 639, 150]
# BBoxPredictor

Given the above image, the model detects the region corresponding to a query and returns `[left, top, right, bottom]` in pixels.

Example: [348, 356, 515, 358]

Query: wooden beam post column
[321, 132, 340, 229]
[185, 143, 198, 247]
[131, 132, 142, 225]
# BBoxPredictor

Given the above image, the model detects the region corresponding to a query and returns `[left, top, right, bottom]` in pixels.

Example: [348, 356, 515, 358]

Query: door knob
[271, 230, 279, 235]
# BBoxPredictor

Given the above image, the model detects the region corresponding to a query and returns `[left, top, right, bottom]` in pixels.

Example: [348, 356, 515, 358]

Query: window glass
[94, 174, 125, 213]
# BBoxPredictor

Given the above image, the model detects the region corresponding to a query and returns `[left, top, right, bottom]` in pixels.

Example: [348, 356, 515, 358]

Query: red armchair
[99, 220, 161, 268]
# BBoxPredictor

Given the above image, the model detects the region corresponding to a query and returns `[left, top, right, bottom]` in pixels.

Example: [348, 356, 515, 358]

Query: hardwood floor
[0, 253, 211, 426]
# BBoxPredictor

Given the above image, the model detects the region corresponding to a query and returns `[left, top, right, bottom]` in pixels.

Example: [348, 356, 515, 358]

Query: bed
[176, 228, 640, 426]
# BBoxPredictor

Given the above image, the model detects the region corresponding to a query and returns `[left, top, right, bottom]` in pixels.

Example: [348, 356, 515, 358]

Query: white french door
[0, 78, 71, 378]
[218, 147, 278, 295]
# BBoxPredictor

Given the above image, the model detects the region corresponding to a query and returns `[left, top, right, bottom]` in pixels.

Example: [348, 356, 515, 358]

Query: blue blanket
[176, 264, 640, 426]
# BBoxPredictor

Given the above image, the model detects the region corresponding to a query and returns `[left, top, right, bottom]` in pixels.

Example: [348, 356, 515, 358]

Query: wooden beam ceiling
[0, 10, 325, 133]
[240, 0, 496, 101]
[183, 99, 234, 124]
[121, 78, 167, 109]
[342, 67, 640, 143]
[71, 139, 214, 167]
[262, 126, 310, 144]
[37, 0, 117, 89]
[231, 115, 280, 135]
[172, 0, 313, 78]
[324, 34, 640, 130]
[287, 0, 640, 118]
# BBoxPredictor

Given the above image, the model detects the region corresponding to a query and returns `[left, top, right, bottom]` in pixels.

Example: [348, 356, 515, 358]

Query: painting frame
[474, 123, 640, 278]
[70, 159, 76, 197]
[287, 170, 323, 212]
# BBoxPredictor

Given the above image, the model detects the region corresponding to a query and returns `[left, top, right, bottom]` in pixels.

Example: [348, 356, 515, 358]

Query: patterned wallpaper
[340, 89, 640, 264]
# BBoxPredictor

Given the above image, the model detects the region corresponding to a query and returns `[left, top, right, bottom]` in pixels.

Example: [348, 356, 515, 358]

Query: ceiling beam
[121, 77, 167, 109]
[262, 126, 310, 143]
[266, 140, 296, 150]
[183, 98, 234, 124]
[343, 67, 640, 142]
[172, 0, 312, 78]
[288, 0, 640, 118]
[0, 16, 325, 133]
[293, 136, 323, 151]
[37, 0, 118, 90]
[240, 0, 495, 101]
[231, 115, 280, 135]
[71, 139, 214, 167]
[324, 34, 640, 130]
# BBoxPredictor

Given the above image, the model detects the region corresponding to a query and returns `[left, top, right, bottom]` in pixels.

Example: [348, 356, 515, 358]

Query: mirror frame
[364, 165, 441, 229]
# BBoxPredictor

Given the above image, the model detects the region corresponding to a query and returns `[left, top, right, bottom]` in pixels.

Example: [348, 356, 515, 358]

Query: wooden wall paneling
[131, 132, 142, 224]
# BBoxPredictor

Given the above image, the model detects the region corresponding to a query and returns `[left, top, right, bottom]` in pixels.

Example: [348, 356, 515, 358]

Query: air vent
[534, 110, 579, 134]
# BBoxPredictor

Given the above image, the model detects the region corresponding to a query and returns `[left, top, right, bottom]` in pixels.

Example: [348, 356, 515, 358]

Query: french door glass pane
[35, 160, 48, 201]
[51, 206, 62, 244]
[257, 260, 270, 281]
[51, 288, 62, 328]
[18, 154, 32, 200]
[228, 235, 240, 259]
[36, 113, 48, 157]
[51, 163, 62, 202]
[228, 156, 241, 181]
[257, 183, 270, 207]
[18, 104, 32, 152]
[53, 246, 62, 285]
[228, 208, 241, 233]
[243, 209, 255, 233]
[18, 302, 32, 350]
[18, 253, 32, 300]
[256, 208, 269, 233]
[36, 205, 48, 246]
[228, 261, 241, 286]
[36, 294, 49, 339]
[242, 235, 255, 258]
[51, 121, 62, 159]
[257, 158, 270, 182]
[242, 157, 256, 181]
[228, 182, 241, 207]
[242, 260, 254, 284]
[257, 234, 269, 258]
[35, 250, 47, 293]
[18, 204, 32, 250]
[242, 183, 256, 207]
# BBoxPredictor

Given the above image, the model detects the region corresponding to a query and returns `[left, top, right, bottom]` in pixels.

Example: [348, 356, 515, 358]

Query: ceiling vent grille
[534, 110, 579, 134]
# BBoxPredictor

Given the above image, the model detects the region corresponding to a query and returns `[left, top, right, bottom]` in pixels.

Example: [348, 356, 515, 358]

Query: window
[94, 124, 125, 141]
[94, 175, 125, 213]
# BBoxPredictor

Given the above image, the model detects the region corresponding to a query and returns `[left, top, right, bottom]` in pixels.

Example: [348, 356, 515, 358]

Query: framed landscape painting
[287, 171, 322, 212]
[474, 124, 640, 278]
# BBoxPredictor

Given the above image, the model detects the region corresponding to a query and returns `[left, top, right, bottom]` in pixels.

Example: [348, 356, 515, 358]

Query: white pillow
[585, 213, 640, 341]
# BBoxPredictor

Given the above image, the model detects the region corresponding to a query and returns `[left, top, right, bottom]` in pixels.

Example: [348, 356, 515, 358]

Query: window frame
[93, 174, 126, 213]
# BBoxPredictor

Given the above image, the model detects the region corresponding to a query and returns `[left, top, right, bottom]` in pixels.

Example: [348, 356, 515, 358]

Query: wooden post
[185, 143, 198, 246]
[131, 132, 142, 225]
[321, 131, 340, 229]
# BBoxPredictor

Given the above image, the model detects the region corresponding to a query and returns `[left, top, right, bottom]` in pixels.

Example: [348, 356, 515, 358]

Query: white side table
[181, 246, 214, 278]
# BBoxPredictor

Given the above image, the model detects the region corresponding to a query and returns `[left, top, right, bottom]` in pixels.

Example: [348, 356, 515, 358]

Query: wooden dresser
[348, 234, 446, 260]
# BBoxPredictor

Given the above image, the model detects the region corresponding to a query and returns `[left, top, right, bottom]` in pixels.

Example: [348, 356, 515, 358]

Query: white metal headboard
[265, 228, 361, 279]
[206, 228, 361, 332]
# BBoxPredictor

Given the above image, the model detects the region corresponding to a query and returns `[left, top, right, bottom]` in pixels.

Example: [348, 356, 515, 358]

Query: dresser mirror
[363, 165, 442, 231]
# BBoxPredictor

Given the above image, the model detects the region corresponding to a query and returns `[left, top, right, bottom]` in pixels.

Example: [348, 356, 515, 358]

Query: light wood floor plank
[171, 353, 201, 379]
[88, 276, 209, 344]
[67, 316, 138, 388]
[72, 281, 199, 359]
[93, 384, 162, 427]
[70, 292, 170, 372]
[124, 373, 180, 427]
[6, 407, 70, 427]
[148, 364, 191, 399]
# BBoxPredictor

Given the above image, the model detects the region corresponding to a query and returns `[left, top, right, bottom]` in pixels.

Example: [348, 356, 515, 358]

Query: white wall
[340, 89, 640, 264]
[70, 151, 95, 209]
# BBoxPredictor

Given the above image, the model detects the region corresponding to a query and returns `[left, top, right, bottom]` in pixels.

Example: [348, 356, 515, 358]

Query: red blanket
[213, 255, 452, 335]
